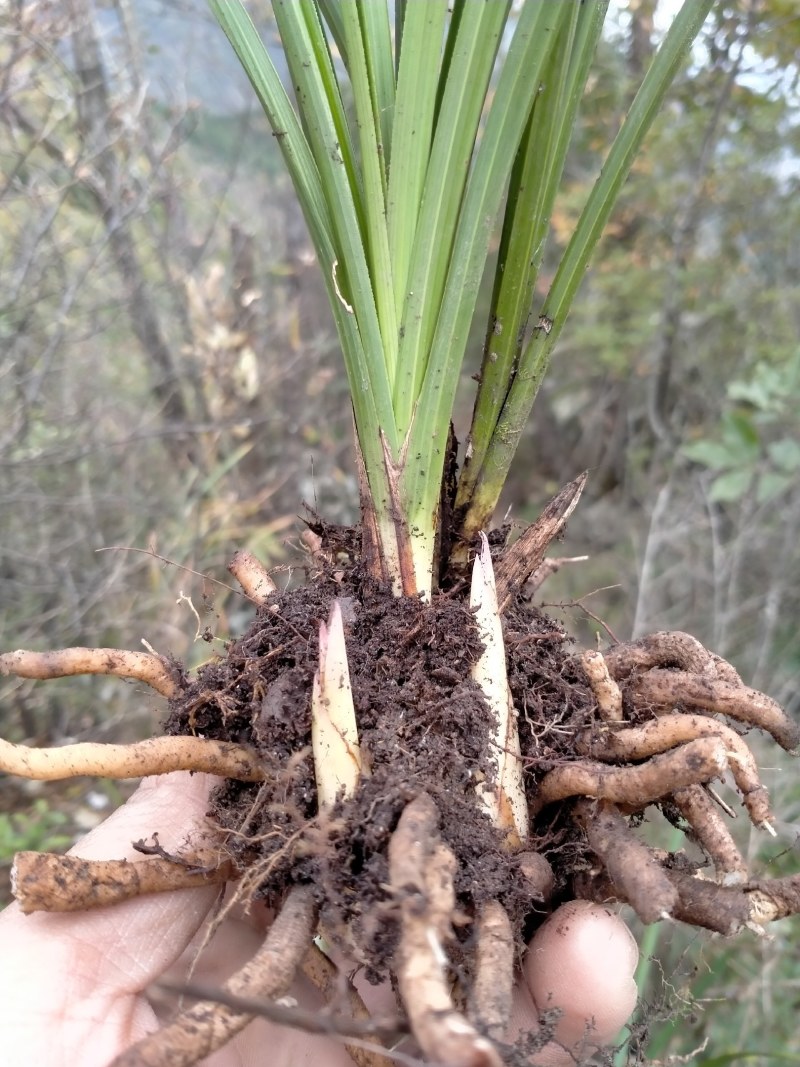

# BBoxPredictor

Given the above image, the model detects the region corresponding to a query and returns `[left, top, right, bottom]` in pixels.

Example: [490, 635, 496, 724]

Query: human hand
[0, 773, 638, 1066]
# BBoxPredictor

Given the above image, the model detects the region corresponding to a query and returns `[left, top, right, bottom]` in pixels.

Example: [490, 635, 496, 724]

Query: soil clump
[165, 552, 588, 978]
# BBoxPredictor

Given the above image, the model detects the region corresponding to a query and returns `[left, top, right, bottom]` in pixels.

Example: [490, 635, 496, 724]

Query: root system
[3, 498, 799, 1066]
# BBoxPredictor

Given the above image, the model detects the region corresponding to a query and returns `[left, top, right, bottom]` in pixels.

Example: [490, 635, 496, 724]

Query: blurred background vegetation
[0, 1, 798, 1062]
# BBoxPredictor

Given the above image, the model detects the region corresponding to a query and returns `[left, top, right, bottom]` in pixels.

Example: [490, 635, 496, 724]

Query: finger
[512, 900, 638, 1066]
[67, 769, 214, 862]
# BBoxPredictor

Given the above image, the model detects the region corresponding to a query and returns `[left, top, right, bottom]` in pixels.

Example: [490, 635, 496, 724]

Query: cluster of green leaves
[211, 0, 714, 593]
[682, 355, 800, 504]
[0, 799, 72, 865]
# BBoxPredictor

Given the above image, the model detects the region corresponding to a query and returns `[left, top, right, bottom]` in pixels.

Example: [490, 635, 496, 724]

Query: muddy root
[575, 799, 679, 924]
[4, 531, 800, 1065]
[0, 647, 182, 697]
[670, 785, 748, 885]
[530, 736, 729, 816]
[388, 793, 502, 1067]
[0, 735, 266, 782]
[228, 549, 278, 605]
[467, 901, 515, 1042]
[631, 669, 800, 752]
[576, 714, 774, 827]
[12, 850, 235, 913]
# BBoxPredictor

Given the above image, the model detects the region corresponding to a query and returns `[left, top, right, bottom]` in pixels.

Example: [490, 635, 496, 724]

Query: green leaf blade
[457, 3, 607, 522]
[392, 0, 510, 439]
[358, 0, 395, 166]
[402, 0, 570, 572]
[210, 0, 398, 558]
[387, 0, 449, 325]
[272, 0, 397, 451]
[340, 0, 398, 386]
[464, 0, 716, 533]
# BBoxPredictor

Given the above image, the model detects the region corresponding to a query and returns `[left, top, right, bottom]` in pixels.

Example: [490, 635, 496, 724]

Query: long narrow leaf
[358, 0, 394, 168]
[463, 0, 716, 533]
[394, 0, 406, 70]
[211, 0, 396, 544]
[433, 0, 467, 133]
[272, 0, 397, 452]
[402, 1, 568, 586]
[340, 1, 397, 384]
[457, 3, 606, 523]
[290, 1, 363, 226]
[316, 0, 347, 67]
[209, 2, 330, 261]
[392, 1, 510, 439]
[387, 0, 448, 324]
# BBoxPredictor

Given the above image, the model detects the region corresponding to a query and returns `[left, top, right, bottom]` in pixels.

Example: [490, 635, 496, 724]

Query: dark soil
[164, 542, 596, 980]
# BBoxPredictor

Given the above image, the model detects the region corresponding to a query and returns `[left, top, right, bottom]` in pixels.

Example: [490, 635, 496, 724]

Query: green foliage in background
[683, 356, 800, 504]
[0, 800, 72, 862]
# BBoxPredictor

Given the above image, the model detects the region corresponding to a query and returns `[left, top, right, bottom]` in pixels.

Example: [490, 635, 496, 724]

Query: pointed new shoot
[311, 600, 362, 811]
[470, 534, 529, 847]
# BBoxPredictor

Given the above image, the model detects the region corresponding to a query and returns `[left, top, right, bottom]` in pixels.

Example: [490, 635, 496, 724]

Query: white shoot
[470, 533, 529, 846]
[311, 600, 362, 811]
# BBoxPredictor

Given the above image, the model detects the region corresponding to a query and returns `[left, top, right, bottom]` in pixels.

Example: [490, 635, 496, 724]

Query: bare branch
[494, 473, 587, 612]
